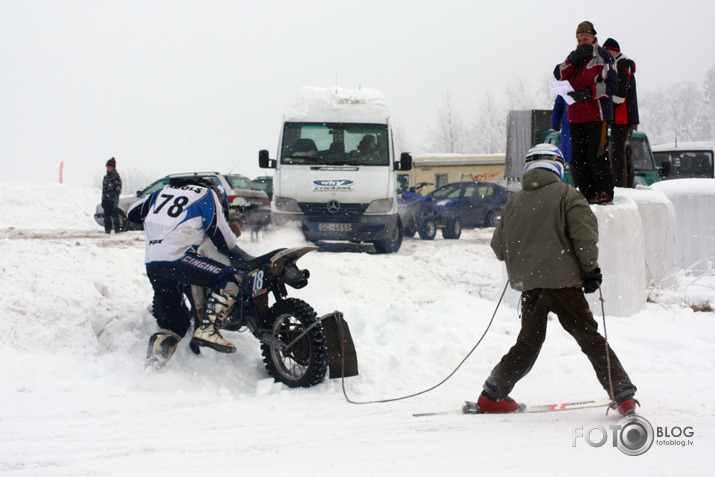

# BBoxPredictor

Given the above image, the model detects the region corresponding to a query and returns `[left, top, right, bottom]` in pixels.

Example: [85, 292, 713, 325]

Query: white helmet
[524, 144, 565, 181]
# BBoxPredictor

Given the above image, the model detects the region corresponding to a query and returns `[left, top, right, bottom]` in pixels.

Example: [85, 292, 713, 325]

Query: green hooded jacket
[490, 168, 599, 292]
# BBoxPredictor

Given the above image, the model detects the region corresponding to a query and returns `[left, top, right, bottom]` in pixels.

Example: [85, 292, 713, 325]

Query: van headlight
[274, 196, 301, 213]
[364, 197, 394, 214]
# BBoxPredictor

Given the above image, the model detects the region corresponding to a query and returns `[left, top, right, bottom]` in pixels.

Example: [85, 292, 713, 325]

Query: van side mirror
[398, 152, 412, 171]
[660, 159, 672, 178]
[259, 149, 276, 169]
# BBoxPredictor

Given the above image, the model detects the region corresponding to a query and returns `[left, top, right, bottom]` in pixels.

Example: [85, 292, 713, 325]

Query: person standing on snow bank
[604, 38, 639, 188]
[551, 95, 572, 164]
[476, 144, 638, 416]
[102, 157, 123, 233]
[128, 177, 243, 367]
[554, 21, 617, 204]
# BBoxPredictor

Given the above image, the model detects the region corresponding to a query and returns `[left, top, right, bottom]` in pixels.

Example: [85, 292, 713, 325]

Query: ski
[413, 398, 612, 417]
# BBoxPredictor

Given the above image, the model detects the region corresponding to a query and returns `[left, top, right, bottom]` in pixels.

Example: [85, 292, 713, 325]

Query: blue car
[427, 181, 510, 239]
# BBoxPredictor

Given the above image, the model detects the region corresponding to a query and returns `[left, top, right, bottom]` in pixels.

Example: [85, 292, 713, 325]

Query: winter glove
[568, 89, 592, 103]
[567, 44, 593, 65]
[583, 268, 602, 294]
[552, 125, 561, 132]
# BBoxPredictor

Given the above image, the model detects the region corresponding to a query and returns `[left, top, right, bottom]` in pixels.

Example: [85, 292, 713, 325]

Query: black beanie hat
[603, 38, 620, 52]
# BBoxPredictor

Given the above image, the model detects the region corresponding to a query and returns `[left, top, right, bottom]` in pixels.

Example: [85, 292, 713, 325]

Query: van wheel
[374, 226, 402, 254]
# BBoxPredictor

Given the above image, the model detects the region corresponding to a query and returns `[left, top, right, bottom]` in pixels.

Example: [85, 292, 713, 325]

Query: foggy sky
[1, 0, 712, 186]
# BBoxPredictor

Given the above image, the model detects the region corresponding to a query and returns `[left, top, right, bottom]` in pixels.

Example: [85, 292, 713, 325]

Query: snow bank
[590, 195, 647, 316]
[617, 187, 677, 289]
[651, 178, 715, 273]
[504, 185, 689, 317]
[0, 182, 100, 230]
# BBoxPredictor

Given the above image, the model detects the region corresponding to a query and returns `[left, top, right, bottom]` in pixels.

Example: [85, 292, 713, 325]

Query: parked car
[94, 172, 270, 231]
[426, 181, 510, 239]
[652, 142, 715, 180]
[252, 176, 274, 200]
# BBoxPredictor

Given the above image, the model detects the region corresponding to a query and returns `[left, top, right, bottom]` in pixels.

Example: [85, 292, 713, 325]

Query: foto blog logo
[573, 415, 655, 456]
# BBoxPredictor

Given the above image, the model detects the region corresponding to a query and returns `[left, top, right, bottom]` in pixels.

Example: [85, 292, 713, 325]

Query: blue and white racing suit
[128, 183, 239, 336]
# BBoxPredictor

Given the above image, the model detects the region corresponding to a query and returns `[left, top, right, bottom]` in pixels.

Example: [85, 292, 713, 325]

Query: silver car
[94, 172, 270, 231]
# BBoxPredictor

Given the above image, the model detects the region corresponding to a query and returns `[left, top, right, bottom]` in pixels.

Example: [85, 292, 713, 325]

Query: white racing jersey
[128, 184, 237, 264]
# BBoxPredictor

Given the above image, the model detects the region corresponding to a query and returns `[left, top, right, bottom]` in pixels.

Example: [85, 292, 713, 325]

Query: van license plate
[318, 223, 352, 232]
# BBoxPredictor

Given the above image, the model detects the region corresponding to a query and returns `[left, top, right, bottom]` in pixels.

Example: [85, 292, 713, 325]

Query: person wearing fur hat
[604, 38, 640, 188]
[102, 157, 123, 233]
[476, 144, 638, 416]
[554, 21, 618, 204]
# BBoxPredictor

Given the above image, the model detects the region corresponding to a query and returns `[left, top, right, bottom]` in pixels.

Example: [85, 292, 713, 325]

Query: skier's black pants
[569, 121, 614, 201]
[484, 287, 635, 401]
[102, 197, 121, 232]
[147, 253, 237, 337]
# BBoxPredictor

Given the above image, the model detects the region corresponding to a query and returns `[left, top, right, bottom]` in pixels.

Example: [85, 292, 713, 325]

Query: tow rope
[338, 281, 509, 405]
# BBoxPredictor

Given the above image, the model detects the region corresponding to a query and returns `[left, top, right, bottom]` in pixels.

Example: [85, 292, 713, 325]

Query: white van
[652, 142, 715, 179]
[259, 87, 412, 253]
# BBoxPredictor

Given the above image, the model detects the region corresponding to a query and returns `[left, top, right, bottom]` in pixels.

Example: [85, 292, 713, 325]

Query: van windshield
[281, 123, 389, 166]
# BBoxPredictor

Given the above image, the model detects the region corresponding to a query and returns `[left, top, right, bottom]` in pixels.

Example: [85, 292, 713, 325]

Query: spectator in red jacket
[554, 21, 617, 204]
[604, 38, 639, 188]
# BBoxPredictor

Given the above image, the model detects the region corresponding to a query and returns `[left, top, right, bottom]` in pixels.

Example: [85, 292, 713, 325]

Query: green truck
[505, 110, 661, 187]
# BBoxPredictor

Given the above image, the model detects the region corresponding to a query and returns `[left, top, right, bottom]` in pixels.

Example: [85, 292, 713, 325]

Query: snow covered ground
[1, 181, 713, 476]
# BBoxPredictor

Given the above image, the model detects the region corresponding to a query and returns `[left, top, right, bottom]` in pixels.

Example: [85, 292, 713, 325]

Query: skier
[128, 177, 243, 367]
[477, 144, 638, 416]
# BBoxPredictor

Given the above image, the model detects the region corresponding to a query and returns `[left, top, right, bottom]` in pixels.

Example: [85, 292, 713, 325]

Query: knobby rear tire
[261, 298, 328, 387]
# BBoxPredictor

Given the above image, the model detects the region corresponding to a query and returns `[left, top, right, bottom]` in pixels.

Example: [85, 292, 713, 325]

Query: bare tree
[471, 92, 506, 153]
[703, 64, 715, 106]
[391, 119, 411, 155]
[427, 92, 468, 153]
[640, 81, 711, 144]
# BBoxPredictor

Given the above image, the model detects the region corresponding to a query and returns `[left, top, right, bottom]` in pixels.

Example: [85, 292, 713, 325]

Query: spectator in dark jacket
[102, 157, 123, 233]
[551, 95, 572, 164]
[604, 38, 639, 188]
[554, 21, 617, 204]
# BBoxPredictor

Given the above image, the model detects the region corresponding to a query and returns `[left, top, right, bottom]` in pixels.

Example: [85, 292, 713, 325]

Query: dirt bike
[397, 182, 437, 240]
[182, 244, 358, 388]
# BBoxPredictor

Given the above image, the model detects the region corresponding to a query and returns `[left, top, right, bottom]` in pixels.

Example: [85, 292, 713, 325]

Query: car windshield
[654, 150, 713, 179]
[252, 179, 272, 193]
[280, 122, 389, 166]
[631, 136, 656, 171]
[140, 179, 170, 196]
[226, 175, 255, 190]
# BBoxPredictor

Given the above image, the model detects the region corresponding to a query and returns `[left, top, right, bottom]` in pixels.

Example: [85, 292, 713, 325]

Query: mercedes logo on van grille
[326, 200, 341, 213]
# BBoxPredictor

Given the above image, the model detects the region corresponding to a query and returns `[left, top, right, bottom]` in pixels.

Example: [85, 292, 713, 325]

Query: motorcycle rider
[128, 176, 244, 367]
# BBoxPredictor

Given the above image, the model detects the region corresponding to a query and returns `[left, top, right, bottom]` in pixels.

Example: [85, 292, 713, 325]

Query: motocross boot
[146, 330, 181, 368]
[192, 289, 237, 353]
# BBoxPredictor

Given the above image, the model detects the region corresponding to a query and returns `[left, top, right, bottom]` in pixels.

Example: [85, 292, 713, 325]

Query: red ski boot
[617, 398, 639, 416]
[476, 392, 519, 413]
